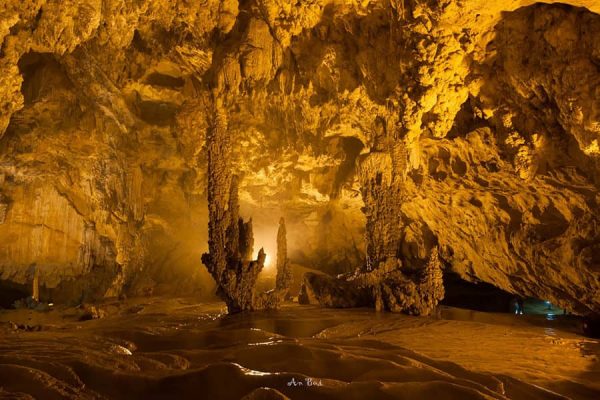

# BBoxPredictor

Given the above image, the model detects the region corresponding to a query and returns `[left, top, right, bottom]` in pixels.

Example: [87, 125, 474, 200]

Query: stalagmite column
[358, 136, 403, 271]
[31, 266, 39, 302]
[253, 217, 293, 309]
[355, 127, 444, 315]
[202, 94, 230, 292]
[201, 94, 291, 313]
[300, 123, 444, 315]
[275, 217, 293, 295]
[201, 94, 267, 313]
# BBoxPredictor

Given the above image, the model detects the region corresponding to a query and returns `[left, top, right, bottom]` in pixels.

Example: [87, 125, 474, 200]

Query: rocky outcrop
[0, 0, 598, 315]
[300, 247, 444, 315]
[299, 272, 371, 308]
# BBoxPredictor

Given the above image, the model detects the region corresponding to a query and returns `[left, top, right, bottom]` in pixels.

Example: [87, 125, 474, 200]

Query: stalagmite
[201, 95, 268, 313]
[252, 218, 293, 310]
[201, 96, 291, 313]
[300, 128, 445, 315]
[275, 217, 293, 295]
[31, 265, 39, 303]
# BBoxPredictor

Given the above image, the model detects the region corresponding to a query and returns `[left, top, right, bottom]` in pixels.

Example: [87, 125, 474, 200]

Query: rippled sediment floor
[0, 298, 598, 399]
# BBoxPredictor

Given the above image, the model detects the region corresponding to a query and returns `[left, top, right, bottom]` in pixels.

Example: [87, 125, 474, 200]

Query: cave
[1, 0, 600, 399]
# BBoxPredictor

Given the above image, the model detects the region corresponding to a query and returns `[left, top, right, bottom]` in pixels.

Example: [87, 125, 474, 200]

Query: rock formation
[201, 95, 291, 313]
[200, 172, 267, 312]
[0, 0, 598, 317]
[31, 265, 39, 302]
[275, 217, 293, 295]
[300, 130, 444, 315]
[201, 95, 264, 312]
[299, 246, 444, 315]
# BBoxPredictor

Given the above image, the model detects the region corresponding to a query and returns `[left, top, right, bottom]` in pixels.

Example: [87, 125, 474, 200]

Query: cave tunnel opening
[17, 51, 68, 105]
[441, 271, 566, 317]
[0, 275, 56, 310]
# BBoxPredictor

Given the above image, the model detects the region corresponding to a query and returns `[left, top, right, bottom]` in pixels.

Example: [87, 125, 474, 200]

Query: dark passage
[0, 280, 29, 309]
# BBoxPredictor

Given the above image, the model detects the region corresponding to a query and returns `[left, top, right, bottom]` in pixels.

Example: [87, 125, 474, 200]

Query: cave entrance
[441, 272, 566, 316]
[520, 298, 566, 318]
[441, 272, 516, 313]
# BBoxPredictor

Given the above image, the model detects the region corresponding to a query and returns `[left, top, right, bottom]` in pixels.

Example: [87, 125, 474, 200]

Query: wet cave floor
[0, 298, 599, 400]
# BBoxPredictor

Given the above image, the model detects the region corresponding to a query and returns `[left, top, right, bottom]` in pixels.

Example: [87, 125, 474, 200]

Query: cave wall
[0, 0, 599, 313]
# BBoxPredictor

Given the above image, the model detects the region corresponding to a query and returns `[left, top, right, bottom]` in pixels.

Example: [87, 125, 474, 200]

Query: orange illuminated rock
[0, 0, 597, 316]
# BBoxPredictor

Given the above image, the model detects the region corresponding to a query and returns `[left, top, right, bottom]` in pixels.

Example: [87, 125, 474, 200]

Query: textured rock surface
[0, 0, 599, 313]
[275, 217, 293, 294]
[201, 95, 289, 313]
[201, 93, 265, 313]
[300, 246, 444, 315]
[299, 272, 371, 308]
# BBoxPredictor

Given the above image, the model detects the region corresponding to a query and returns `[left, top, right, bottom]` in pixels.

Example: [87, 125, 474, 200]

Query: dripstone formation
[300, 129, 444, 315]
[0, 1, 599, 317]
[275, 217, 293, 296]
[201, 96, 290, 313]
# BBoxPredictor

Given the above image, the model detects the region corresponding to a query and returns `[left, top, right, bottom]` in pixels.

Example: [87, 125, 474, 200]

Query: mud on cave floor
[0, 297, 599, 400]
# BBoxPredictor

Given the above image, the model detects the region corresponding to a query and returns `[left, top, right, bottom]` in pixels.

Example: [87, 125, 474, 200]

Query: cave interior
[0, 0, 600, 399]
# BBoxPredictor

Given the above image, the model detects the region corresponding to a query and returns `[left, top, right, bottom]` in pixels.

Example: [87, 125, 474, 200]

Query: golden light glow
[264, 254, 272, 269]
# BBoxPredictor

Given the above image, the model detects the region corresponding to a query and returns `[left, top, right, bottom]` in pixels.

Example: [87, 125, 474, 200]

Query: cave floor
[0, 298, 599, 400]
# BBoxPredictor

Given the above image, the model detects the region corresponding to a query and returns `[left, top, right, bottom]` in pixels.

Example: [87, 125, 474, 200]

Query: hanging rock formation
[0, 0, 598, 317]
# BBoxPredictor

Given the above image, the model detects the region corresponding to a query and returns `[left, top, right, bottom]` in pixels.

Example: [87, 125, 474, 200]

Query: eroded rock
[300, 247, 444, 315]
[201, 97, 291, 313]
[299, 272, 371, 308]
[275, 218, 293, 295]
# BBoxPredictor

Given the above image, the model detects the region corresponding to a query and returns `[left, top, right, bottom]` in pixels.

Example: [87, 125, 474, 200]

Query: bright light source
[264, 254, 272, 268]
